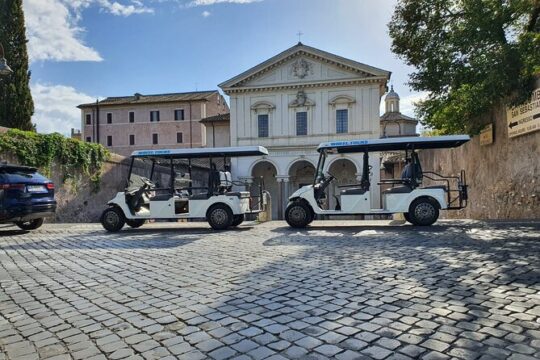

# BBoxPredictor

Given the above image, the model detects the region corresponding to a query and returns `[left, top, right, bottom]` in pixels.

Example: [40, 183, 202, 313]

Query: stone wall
[418, 103, 539, 219]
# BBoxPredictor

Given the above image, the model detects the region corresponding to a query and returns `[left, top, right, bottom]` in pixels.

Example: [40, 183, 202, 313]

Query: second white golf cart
[285, 135, 470, 227]
[100, 146, 269, 231]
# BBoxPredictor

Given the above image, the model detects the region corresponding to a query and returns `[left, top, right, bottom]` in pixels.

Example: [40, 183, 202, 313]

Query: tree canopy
[0, 0, 34, 131]
[389, 0, 540, 134]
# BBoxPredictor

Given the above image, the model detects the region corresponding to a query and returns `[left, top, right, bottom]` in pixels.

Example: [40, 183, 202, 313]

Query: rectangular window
[258, 114, 269, 138]
[174, 109, 185, 121]
[85, 136, 91, 142]
[107, 113, 112, 124]
[296, 111, 308, 136]
[177, 132, 183, 143]
[150, 111, 160, 122]
[152, 133, 158, 144]
[85, 114, 91, 125]
[336, 109, 349, 134]
[129, 134, 135, 145]
[129, 112, 135, 123]
[107, 136, 112, 146]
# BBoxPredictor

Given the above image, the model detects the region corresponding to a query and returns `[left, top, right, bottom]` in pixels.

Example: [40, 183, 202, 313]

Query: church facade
[219, 43, 391, 219]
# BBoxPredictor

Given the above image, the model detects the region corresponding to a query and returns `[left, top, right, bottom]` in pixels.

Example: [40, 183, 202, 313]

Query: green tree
[0, 0, 34, 131]
[389, 0, 540, 134]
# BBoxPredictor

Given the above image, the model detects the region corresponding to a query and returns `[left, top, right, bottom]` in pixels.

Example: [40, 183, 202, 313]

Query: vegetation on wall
[0, 129, 109, 186]
[389, 0, 540, 135]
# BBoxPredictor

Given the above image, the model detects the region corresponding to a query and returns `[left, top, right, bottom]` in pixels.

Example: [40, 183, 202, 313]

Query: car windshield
[0, 169, 48, 183]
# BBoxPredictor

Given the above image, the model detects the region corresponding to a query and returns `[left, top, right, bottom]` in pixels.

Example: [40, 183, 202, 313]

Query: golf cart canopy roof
[130, 146, 269, 159]
[317, 135, 470, 153]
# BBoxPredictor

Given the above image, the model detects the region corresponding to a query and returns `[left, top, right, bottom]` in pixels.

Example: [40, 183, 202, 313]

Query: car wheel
[15, 218, 44, 230]
[403, 212, 412, 223]
[207, 204, 233, 230]
[101, 207, 125, 232]
[126, 219, 146, 228]
[285, 201, 313, 228]
[231, 215, 244, 227]
[408, 198, 439, 226]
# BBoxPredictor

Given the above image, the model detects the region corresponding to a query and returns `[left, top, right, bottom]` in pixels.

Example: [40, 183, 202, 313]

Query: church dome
[385, 85, 400, 100]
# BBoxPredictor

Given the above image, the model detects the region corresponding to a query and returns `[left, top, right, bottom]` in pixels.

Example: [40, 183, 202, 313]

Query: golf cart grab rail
[422, 170, 468, 210]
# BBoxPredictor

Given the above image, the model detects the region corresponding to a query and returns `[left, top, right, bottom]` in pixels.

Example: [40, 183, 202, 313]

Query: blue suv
[0, 163, 57, 230]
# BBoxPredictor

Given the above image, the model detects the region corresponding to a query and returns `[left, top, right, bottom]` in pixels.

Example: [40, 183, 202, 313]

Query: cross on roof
[297, 31, 304, 43]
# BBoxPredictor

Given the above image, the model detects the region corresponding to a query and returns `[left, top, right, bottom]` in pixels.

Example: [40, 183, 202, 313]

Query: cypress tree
[0, 0, 34, 131]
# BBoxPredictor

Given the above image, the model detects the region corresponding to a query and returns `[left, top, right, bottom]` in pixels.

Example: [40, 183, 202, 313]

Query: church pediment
[219, 43, 390, 92]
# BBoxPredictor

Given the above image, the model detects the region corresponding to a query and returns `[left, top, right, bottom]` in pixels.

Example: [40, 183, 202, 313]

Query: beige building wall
[81, 92, 229, 157]
[204, 123, 231, 147]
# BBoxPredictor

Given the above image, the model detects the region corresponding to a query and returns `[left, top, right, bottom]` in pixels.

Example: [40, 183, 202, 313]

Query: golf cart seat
[225, 191, 251, 198]
[150, 193, 173, 201]
[383, 186, 413, 194]
[422, 185, 447, 191]
[190, 193, 210, 200]
[341, 188, 367, 195]
[219, 171, 233, 192]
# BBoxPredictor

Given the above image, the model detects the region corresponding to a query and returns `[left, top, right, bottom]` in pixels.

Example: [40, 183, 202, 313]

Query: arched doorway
[328, 158, 358, 210]
[288, 160, 316, 193]
[251, 161, 279, 220]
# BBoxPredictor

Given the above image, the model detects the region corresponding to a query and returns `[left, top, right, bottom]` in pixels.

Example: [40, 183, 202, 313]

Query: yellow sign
[479, 123, 493, 146]
[507, 87, 540, 138]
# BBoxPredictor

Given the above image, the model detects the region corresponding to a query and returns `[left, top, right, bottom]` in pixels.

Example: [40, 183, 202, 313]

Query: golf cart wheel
[207, 204, 233, 230]
[285, 201, 313, 228]
[403, 212, 412, 223]
[15, 218, 44, 230]
[409, 198, 439, 226]
[101, 207, 125, 232]
[126, 219, 146, 228]
[231, 215, 244, 227]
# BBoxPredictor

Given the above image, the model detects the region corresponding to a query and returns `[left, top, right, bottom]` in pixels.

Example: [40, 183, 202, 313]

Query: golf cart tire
[403, 212, 412, 224]
[285, 201, 313, 228]
[231, 214, 244, 227]
[408, 197, 439, 226]
[207, 204, 233, 230]
[15, 218, 44, 231]
[101, 206, 126, 232]
[126, 219, 146, 228]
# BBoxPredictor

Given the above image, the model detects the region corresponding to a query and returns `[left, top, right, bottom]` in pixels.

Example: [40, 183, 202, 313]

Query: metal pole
[0, 43, 13, 76]
[96, 99, 100, 144]
[189, 101, 193, 148]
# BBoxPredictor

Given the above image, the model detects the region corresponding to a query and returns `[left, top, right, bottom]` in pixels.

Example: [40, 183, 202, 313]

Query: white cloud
[23, 0, 154, 62]
[202, 10, 211, 17]
[24, 0, 103, 62]
[400, 91, 429, 117]
[31, 83, 98, 135]
[98, 0, 154, 16]
[189, 0, 260, 6]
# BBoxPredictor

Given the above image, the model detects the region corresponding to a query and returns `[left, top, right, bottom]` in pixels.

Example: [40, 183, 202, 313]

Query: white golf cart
[285, 135, 470, 227]
[100, 146, 269, 231]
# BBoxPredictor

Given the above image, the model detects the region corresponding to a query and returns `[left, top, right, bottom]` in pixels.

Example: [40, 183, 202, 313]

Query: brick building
[78, 91, 229, 157]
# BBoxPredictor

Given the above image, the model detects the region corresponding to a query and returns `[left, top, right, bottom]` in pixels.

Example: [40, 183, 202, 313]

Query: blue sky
[23, 0, 426, 134]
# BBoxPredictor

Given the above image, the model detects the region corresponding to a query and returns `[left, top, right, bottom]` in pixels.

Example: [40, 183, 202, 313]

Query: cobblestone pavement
[0, 220, 539, 360]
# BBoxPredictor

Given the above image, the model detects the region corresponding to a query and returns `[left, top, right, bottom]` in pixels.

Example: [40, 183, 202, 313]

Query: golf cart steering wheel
[140, 177, 155, 188]
[318, 171, 336, 192]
